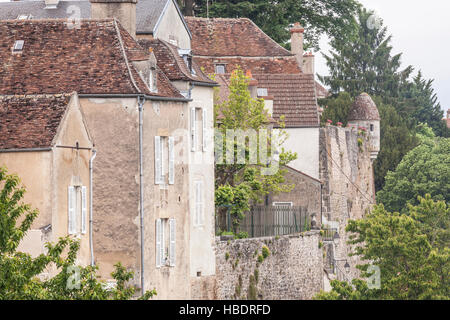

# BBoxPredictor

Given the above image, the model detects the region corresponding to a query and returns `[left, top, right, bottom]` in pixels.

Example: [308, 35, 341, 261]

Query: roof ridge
[0, 93, 75, 100]
[0, 18, 115, 24]
[113, 18, 141, 94]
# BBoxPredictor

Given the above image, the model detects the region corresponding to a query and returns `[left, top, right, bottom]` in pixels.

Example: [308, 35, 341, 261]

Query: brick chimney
[90, 0, 137, 38]
[290, 22, 304, 71]
[303, 52, 315, 75]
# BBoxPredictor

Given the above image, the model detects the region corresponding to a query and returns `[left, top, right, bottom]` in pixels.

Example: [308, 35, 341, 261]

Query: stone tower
[348, 93, 381, 160]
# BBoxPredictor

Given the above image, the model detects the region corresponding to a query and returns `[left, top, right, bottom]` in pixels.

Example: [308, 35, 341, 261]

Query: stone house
[0, 93, 93, 270]
[0, 0, 217, 299]
[185, 17, 322, 214]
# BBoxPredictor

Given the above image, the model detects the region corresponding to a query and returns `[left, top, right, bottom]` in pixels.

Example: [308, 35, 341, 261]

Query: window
[215, 64, 226, 74]
[149, 67, 157, 93]
[194, 181, 204, 226]
[155, 136, 175, 185]
[272, 202, 293, 207]
[370, 124, 374, 132]
[190, 107, 207, 152]
[169, 35, 178, 47]
[68, 186, 87, 235]
[156, 218, 176, 267]
[257, 88, 268, 97]
[17, 14, 32, 20]
[178, 48, 195, 75]
[13, 40, 24, 52]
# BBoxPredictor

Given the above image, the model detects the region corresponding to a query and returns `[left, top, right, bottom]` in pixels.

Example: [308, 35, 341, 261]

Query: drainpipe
[138, 96, 145, 292]
[89, 149, 97, 266]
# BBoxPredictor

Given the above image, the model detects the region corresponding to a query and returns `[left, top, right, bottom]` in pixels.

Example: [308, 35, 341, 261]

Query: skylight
[13, 40, 24, 52]
[257, 88, 268, 97]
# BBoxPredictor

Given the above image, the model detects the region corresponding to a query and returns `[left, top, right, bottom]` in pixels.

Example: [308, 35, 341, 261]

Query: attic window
[13, 40, 24, 52]
[178, 48, 195, 75]
[149, 67, 158, 93]
[257, 88, 268, 97]
[17, 14, 32, 20]
[215, 64, 226, 74]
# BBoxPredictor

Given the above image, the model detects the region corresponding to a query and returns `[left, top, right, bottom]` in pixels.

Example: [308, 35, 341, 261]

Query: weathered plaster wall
[188, 86, 216, 283]
[283, 127, 320, 180]
[0, 151, 52, 257]
[142, 99, 192, 299]
[154, 0, 191, 49]
[269, 166, 321, 219]
[319, 126, 375, 282]
[52, 95, 93, 267]
[214, 231, 323, 300]
[80, 97, 141, 281]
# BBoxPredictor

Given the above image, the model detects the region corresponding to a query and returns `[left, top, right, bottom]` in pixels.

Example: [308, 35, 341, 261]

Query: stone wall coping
[216, 230, 320, 243]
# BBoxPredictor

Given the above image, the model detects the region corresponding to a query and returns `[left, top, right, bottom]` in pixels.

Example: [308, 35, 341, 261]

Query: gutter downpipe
[138, 95, 145, 293]
[89, 149, 97, 266]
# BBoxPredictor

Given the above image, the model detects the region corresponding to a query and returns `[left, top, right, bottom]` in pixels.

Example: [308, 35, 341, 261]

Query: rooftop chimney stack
[303, 52, 315, 75]
[90, 0, 138, 38]
[290, 22, 304, 71]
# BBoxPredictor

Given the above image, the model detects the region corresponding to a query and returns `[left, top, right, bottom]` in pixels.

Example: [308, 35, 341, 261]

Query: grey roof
[0, 0, 191, 36]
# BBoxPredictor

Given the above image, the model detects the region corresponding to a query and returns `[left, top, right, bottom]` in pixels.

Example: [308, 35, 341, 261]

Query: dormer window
[13, 40, 24, 52]
[149, 67, 157, 93]
[215, 64, 226, 74]
[17, 14, 32, 20]
[257, 88, 268, 97]
[178, 48, 195, 75]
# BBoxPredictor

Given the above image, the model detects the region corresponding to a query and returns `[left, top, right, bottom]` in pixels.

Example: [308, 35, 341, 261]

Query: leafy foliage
[214, 68, 296, 231]
[0, 166, 156, 300]
[179, 0, 360, 50]
[318, 7, 413, 98]
[315, 196, 449, 300]
[318, 92, 353, 127]
[377, 137, 450, 213]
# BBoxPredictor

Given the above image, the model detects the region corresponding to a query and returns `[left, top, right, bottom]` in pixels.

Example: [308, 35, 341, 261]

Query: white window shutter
[156, 219, 161, 267]
[190, 107, 196, 152]
[81, 186, 87, 234]
[202, 108, 207, 152]
[160, 219, 165, 266]
[168, 136, 175, 185]
[169, 218, 176, 267]
[68, 186, 76, 235]
[154, 136, 162, 184]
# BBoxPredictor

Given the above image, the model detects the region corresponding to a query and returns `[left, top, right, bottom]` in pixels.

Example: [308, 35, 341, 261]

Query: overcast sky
[316, 0, 450, 112]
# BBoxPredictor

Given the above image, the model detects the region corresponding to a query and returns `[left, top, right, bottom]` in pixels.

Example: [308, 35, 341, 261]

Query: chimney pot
[290, 22, 304, 70]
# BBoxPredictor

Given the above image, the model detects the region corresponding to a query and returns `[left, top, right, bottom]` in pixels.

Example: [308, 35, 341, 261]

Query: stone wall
[319, 126, 376, 282]
[214, 231, 323, 300]
[269, 166, 322, 222]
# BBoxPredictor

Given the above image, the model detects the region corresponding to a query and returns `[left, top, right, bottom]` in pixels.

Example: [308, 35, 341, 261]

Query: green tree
[373, 98, 418, 191]
[0, 166, 156, 300]
[376, 137, 449, 213]
[315, 197, 449, 300]
[319, 92, 353, 126]
[318, 7, 413, 98]
[179, 0, 360, 50]
[214, 68, 297, 231]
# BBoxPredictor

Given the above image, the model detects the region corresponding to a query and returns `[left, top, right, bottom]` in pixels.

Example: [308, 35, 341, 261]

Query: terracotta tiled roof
[315, 81, 330, 99]
[0, 0, 190, 37]
[0, 94, 72, 150]
[193, 56, 301, 75]
[0, 19, 182, 98]
[253, 74, 319, 127]
[138, 39, 217, 85]
[185, 17, 293, 57]
[348, 93, 380, 121]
